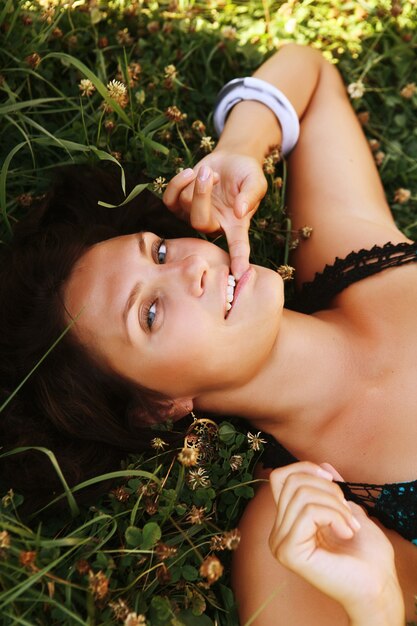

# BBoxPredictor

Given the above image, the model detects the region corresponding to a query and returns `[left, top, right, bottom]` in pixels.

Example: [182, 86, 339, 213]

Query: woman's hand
[163, 150, 267, 279]
[268, 462, 405, 626]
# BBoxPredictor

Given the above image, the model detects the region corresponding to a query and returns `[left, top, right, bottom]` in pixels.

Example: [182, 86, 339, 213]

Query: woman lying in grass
[0, 43, 413, 624]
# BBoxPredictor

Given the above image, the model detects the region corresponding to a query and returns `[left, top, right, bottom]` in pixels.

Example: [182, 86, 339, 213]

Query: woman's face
[64, 233, 284, 400]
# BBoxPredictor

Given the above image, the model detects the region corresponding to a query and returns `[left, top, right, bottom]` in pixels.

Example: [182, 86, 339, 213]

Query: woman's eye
[147, 302, 157, 329]
[154, 239, 167, 264]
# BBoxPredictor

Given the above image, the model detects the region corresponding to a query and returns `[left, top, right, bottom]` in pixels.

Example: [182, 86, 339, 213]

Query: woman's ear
[165, 397, 194, 421]
[128, 397, 194, 426]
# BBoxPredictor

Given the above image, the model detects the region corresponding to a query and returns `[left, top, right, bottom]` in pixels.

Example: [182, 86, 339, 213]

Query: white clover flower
[79, 79, 95, 97]
[347, 81, 365, 99]
[247, 431, 267, 451]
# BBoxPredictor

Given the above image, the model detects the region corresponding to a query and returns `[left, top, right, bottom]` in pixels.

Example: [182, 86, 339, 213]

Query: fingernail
[182, 168, 194, 178]
[241, 201, 248, 215]
[317, 468, 333, 481]
[198, 165, 210, 182]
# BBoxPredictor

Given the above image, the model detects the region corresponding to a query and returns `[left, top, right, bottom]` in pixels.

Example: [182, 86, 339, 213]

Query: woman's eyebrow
[122, 234, 147, 341]
[137, 232, 147, 256]
[123, 280, 143, 342]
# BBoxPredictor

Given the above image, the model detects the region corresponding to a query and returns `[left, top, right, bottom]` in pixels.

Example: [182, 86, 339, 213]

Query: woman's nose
[164, 255, 209, 297]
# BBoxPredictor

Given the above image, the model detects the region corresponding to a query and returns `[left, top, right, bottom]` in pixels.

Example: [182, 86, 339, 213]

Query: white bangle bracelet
[213, 76, 300, 156]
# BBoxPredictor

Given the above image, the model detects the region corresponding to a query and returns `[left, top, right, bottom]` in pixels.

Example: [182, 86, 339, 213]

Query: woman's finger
[189, 166, 219, 232]
[273, 482, 360, 542]
[234, 171, 267, 218]
[163, 168, 196, 212]
[270, 502, 355, 567]
[221, 217, 251, 280]
[269, 462, 334, 505]
[275, 471, 345, 525]
[320, 462, 345, 481]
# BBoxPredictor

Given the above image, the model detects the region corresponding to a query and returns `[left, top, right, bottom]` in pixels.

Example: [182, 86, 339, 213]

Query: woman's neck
[195, 308, 357, 439]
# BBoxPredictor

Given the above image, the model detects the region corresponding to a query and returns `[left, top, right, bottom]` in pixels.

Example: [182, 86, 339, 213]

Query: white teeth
[225, 273, 236, 317]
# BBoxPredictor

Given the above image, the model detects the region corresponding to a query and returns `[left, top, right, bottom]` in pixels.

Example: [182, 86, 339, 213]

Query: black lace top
[262, 241, 417, 544]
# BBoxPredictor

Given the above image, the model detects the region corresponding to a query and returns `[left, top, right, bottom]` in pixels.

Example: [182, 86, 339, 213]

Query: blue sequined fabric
[263, 242, 417, 543]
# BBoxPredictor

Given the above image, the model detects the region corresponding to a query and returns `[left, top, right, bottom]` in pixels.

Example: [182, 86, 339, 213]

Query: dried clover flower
[164, 64, 177, 78]
[277, 264, 295, 281]
[51, 27, 63, 39]
[156, 562, 171, 584]
[263, 155, 275, 175]
[104, 119, 116, 133]
[25, 53, 41, 69]
[144, 498, 158, 515]
[200, 136, 215, 152]
[222, 529, 241, 550]
[124, 612, 147, 626]
[19, 551, 37, 570]
[269, 146, 281, 163]
[0, 531, 10, 550]
[88, 570, 109, 600]
[17, 193, 33, 207]
[229, 454, 243, 471]
[155, 542, 178, 560]
[67, 35, 78, 49]
[393, 188, 411, 204]
[178, 446, 199, 467]
[187, 468, 211, 490]
[247, 431, 267, 451]
[374, 150, 385, 167]
[152, 177, 168, 193]
[400, 83, 416, 99]
[116, 28, 134, 46]
[199, 555, 224, 585]
[151, 437, 168, 450]
[192, 120, 206, 135]
[147, 21, 160, 33]
[221, 25, 237, 40]
[75, 559, 90, 575]
[117, 62, 143, 88]
[299, 225, 313, 239]
[79, 79, 95, 97]
[368, 138, 380, 152]
[347, 81, 365, 99]
[111, 486, 130, 502]
[211, 529, 241, 550]
[187, 505, 207, 524]
[109, 598, 130, 621]
[165, 105, 187, 123]
[357, 111, 369, 125]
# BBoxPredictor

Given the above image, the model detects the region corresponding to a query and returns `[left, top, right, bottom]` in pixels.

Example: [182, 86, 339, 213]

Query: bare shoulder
[232, 482, 349, 626]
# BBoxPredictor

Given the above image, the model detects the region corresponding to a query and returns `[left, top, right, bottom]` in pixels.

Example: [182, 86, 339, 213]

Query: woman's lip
[226, 267, 253, 318]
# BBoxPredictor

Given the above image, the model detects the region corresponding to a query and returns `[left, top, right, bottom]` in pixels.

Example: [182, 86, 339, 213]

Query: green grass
[1, 1, 417, 624]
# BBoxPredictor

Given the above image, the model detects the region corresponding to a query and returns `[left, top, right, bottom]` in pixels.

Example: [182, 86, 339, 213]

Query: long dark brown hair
[0, 164, 197, 515]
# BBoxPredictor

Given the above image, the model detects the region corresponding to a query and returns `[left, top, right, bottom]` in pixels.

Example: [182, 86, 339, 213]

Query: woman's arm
[215, 43, 323, 160]
[232, 463, 405, 626]
[163, 44, 325, 278]
[164, 44, 408, 281]
[268, 463, 405, 626]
